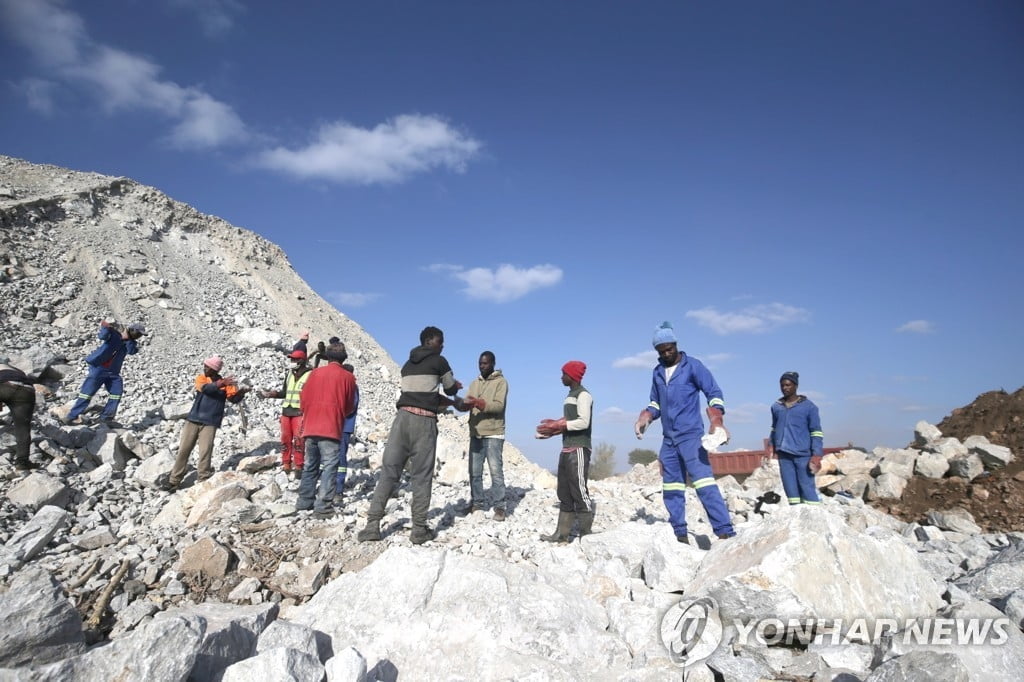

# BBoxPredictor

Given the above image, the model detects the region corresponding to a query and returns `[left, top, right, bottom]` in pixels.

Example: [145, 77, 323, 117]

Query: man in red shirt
[297, 343, 357, 518]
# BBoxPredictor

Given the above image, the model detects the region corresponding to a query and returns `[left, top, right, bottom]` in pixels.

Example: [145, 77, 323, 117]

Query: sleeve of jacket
[438, 356, 459, 395]
[808, 402, 824, 456]
[125, 339, 139, 356]
[645, 368, 662, 420]
[769, 403, 779, 447]
[566, 390, 593, 431]
[693, 360, 725, 414]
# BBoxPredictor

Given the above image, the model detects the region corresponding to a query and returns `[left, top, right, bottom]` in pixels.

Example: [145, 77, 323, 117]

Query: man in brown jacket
[462, 351, 509, 520]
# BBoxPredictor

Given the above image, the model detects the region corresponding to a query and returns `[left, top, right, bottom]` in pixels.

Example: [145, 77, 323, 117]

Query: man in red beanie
[261, 349, 312, 479]
[536, 360, 595, 543]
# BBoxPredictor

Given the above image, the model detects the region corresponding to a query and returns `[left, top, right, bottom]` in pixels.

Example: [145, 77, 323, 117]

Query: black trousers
[0, 382, 35, 464]
[557, 446, 593, 513]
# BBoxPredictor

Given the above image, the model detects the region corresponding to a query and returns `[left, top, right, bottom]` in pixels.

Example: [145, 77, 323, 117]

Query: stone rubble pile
[1, 155, 1023, 680]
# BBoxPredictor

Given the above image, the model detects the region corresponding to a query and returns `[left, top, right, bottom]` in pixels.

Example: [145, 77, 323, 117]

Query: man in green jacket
[462, 351, 509, 521]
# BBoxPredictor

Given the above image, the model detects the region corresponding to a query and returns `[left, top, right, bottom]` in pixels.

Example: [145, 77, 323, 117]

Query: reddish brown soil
[869, 387, 1024, 533]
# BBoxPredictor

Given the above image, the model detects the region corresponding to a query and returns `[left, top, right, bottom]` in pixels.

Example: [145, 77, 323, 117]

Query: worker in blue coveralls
[767, 371, 824, 505]
[634, 321, 736, 544]
[64, 320, 146, 426]
[334, 362, 359, 505]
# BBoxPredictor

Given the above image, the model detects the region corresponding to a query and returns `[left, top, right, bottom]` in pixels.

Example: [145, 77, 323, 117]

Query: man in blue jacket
[767, 371, 824, 505]
[64, 320, 146, 426]
[634, 322, 735, 543]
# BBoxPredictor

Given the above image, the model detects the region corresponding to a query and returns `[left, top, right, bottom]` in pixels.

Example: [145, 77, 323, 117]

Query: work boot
[493, 508, 507, 522]
[576, 511, 594, 538]
[14, 460, 35, 472]
[291, 467, 302, 481]
[540, 511, 575, 543]
[676, 534, 690, 544]
[410, 525, 436, 545]
[357, 521, 382, 542]
[716, 532, 736, 540]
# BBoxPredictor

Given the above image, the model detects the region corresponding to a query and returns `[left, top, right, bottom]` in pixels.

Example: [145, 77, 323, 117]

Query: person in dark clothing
[537, 361, 595, 543]
[334, 362, 359, 504]
[164, 355, 249, 490]
[65, 320, 146, 425]
[0, 362, 50, 471]
[358, 326, 462, 545]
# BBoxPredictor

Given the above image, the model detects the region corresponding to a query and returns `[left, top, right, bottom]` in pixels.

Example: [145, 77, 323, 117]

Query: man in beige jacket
[462, 351, 509, 520]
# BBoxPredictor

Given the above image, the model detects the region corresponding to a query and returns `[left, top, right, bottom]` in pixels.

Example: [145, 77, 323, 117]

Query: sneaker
[357, 525, 382, 542]
[716, 532, 736, 540]
[493, 508, 507, 522]
[410, 526, 436, 545]
[313, 509, 335, 520]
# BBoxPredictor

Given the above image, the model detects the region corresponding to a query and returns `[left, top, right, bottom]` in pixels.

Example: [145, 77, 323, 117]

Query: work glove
[706, 407, 726, 436]
[535, 418, 567, 439]
[634, 409, 652, 439]
[809, 455, 822, 475]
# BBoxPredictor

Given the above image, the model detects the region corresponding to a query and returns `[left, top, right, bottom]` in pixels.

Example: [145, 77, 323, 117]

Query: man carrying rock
[0, 361, 51, 471]
[536, 360, 595, 542]
[463, 350, 509, 521]
[164, 355, 250, 490]
[358, 326, 462, 544]
[634, 321, 736, 543]
[64, 320, 146, 426]
[261, 348, 312, 479]
[296, 342, 357, 519]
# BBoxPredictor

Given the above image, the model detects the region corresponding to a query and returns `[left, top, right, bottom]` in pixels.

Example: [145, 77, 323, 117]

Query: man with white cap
[164, 355, 249, 490]
[634, 322, 736, 543]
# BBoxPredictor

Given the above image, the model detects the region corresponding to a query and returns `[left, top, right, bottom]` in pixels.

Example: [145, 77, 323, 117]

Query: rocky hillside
[1, 155, 1023, 681]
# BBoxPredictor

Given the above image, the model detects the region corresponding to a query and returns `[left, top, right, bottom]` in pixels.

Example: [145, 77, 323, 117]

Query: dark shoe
[291, 468, 302, 481]
[676, 534, 690, 544]
[410, 526, 436, 545]
[357, 523, 382, 542]
[576, 511, 594, 537]
[493, 508, 507, 522]
[716, 532, 736, 540]
[160, 479, 179, 492]
[99, 417, 122, 428]
[282, 464, 292, 474]
[332, 494, 344, 506]
[14, 460, 35, 472]
[313, 509, 335, 520]
[541, 511, 575, 543]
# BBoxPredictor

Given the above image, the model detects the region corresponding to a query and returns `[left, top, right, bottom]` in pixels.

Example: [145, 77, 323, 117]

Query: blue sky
[2, 1, 1023, 472]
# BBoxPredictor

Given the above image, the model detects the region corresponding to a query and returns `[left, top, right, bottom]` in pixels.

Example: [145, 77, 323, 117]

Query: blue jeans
[469, 436, 506, 510]
[298, 437, 340, 512]
[778, 451, 821, 504]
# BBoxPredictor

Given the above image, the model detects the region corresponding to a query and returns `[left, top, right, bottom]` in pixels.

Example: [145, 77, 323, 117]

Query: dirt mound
[871, 387, 1024, 533]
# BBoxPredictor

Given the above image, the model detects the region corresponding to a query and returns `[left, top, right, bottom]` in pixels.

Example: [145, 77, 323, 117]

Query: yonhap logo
[660, 596, 724, 667]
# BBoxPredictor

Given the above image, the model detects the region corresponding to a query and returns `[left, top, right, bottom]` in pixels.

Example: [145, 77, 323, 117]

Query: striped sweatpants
[557, 446, 593, 513]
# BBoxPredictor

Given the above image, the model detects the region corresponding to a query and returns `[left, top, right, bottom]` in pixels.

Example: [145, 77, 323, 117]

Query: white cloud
[1, 0, 248, 148]
[326, 291, 380, 308]
[896, 320, 935, 334]
[16, 78, 57, 114]
[599, 407, 630, 421]
[166, 0, 245, 36]
[428, 263, 562, 303]
[252, 115, 482, 185]
[686, 303, 810, 335]
[612, 350, 657, 369]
